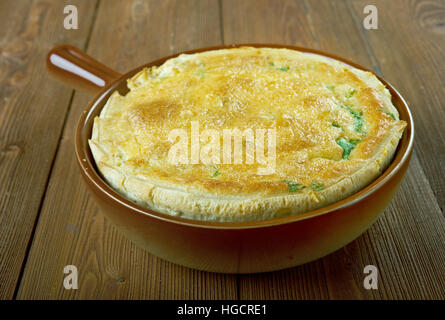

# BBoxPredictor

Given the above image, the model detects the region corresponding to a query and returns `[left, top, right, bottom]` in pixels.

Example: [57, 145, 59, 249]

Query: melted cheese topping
[90, 47, 406, 221]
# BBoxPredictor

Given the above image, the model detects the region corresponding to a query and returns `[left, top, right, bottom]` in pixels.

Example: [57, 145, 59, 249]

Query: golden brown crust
[89, 47, 406, 221]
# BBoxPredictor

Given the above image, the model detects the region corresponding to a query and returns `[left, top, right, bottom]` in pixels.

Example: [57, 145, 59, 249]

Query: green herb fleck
[379, 109, 396, 120]
[211, 166, 221, 178]
[340, 105, 353, 113]
[310, 181, 324, 191]
[352, 110, 363, 132]
[326, 85, 335, 91]
[345, 89, 356, 98]
[277, 66, 289, 71]
[332, 122, 341, 128]
[282, 180, 305, 192]
[336, 137, 360, 160]
[340, 105, 364, 133]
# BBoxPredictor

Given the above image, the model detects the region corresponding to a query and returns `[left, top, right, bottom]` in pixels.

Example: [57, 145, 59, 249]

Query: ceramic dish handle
[47, 44, 122, 94]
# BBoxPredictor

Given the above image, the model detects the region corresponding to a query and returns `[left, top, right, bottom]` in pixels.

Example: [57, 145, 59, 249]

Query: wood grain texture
[2, 0, 444, 300]
[16, 0, 237, 300]
[0, 0, 98, 299]
[222, 0, 445, 299]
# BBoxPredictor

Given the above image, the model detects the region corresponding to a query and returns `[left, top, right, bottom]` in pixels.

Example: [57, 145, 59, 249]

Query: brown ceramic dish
[47, 44, 414, 273]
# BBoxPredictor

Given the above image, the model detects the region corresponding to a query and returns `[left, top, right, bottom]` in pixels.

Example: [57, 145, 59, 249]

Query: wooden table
[1, 0, 444, 300]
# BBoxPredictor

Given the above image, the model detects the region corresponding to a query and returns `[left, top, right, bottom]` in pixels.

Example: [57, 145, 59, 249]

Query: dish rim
[75, 43, 414, 230]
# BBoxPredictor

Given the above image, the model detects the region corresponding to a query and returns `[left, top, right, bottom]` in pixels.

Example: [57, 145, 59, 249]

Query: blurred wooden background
[0, 0, 444, 299]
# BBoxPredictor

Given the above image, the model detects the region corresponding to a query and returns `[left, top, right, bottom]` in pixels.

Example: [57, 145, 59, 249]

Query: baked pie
[89, 47, 406, 221]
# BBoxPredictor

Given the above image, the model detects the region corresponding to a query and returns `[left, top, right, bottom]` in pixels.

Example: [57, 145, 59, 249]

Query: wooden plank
[223, 0, 445, 299]
[16, 0, 237, 299]
[0, 0, 98, 299]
